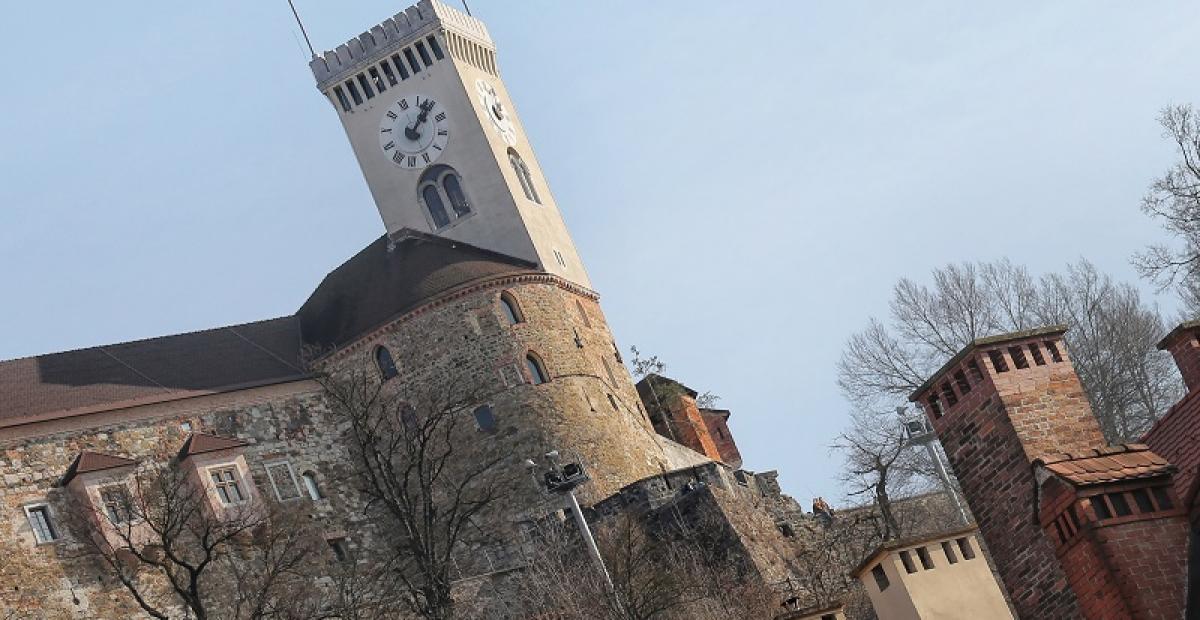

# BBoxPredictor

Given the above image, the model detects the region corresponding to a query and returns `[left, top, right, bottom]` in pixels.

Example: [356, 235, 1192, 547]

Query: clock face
[476, 79, 516, 146]
[378, 94, 450, 169]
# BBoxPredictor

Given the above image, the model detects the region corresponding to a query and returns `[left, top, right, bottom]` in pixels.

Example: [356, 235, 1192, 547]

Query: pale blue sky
[1, 2, 1197, 503]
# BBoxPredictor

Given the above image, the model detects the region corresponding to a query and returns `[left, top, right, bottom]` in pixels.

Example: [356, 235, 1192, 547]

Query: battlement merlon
[308, 0, 493, 91]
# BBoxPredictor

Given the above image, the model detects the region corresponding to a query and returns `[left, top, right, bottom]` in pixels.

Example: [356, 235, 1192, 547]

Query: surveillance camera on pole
[896, 405, 970, 526]
[528, 450, 613, 591]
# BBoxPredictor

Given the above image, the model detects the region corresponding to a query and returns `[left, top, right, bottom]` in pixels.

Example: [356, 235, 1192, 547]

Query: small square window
[25, 505, 59, 544]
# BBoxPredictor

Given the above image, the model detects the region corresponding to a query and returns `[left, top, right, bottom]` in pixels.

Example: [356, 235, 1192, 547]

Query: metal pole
[924, 442, 969, 525]
[565, 489, 613, 590]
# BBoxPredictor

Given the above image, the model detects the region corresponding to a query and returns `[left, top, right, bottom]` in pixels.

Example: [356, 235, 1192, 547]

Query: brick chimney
[636, 374, 724, 463]
[910, 326, 1103, 619]
[1158, 319, 1200, 391]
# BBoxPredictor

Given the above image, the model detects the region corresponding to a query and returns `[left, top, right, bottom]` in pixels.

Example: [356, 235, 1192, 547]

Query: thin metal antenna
[461, 0, 473, 16]
[287, 0, 317, 58]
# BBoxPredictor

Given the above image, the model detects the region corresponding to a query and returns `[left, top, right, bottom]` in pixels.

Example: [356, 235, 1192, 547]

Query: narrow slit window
[499, 292, 523, 325]
[916, 546, 934, 570]
[1028, 343, 1046, 365]
[423, 184, 451, 229]
[473, 405, 496, 433]
[941, 540, 958, 564]
[346, 80, 363, 105]
[368, 67, 386, 93]
[602, 357, 618, 387]
[415, 41, 434, 66]
[940, 382, 958, 407]
[927, 394, 943, 418]
[391, 53, 410, 79]
[508, 149, 541, 203]
[607, 393, 619, 411]
[380, 59, 398, 85]
[404, 48, 422, 74]
[356, 73, 374, 99]
[1152, 486, 1174, 510]
[967, 359, 984, 382]
[526, 353, 549, 385]
[333, 86, 352, 112]
[899, 550, 918, 574]
[987, 350, 1009, 372]
[1044, 340, 1063, 362]
[442, 173, 471, 216]
[1008, 346, 1029, 369]
[956, 537, 976, 560]
[25, 506, 58, 543]
[953, 370, 971, 394]
[576, 300, 592, 327]
[871, 565, 890, 591]
[375, 346, 399, 381]
[426, 35, 445, 60]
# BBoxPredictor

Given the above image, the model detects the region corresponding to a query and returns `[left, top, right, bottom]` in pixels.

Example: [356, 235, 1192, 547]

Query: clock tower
[309, 0, 591, 288]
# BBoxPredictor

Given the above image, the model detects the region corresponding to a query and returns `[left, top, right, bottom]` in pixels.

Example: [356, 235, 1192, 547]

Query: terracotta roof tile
[1035, 444, 1174, 486]
[177, 432, 248, 460]
[59, 451, 137, 486]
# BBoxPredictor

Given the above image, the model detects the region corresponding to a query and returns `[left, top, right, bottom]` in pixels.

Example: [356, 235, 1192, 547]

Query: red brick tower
[910, 326, 1091, 618]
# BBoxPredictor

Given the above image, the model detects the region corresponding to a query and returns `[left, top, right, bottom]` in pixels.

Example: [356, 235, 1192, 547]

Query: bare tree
[838, 258, 1178, 443]
[628, 346, 720, 409]
[1134, 104, 1200, 298]
[66, 464, 326, 620]
[831, 411, 930, 542]
[317, 364, 518, 620]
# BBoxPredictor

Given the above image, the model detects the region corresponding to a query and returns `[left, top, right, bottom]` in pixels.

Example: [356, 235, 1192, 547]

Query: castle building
[910, 324, 1199, 619]
[0, 2, 825, 617]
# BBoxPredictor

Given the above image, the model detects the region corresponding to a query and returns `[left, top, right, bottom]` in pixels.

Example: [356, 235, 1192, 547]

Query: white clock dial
[475, 79, 516, 146]
[378, 94, 450, 169]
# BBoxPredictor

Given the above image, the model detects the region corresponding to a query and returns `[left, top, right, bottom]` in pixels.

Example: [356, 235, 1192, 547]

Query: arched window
[419, 165, 471, 229]
[507, 149, 541, 204]
[525, 353, 549, 385]
[499, 292, 524, 325]
[375, 346, 399, 381]
[301, 471, 323, 500]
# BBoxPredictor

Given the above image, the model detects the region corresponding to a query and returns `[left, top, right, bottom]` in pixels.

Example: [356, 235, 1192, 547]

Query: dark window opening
[941, 540, 958, 564]
[500, 292, 523, 325]
[1132, 488, 1155, 513]
[899, 550, 917, 574]
[327, 537, 350, 562]
[1044, 340, 1063, 362]
[345, 80, 363, 105]
[368, 67, 386, 93]
[380, 59, 398, 85]
[403, 48, 422, 74]
[422, 184, 450, 228]
[473, 405, 496, 433]
[956, 537, 975, 560]
[1092, 496, 1113, 520]
[1152, 486, 1174, 510]
[426, 35, 445, 59]
[415, 41, 433, 66]
[927, 394, 944, 419]
[967, 359, 985, 382]
[1028, 343, 1046, 365]
[607, 393, 619, 412]
[1068, 505, 1082, 530]
[356, 73, 374, 99]
[375, 346, 399, 381]
[988, 350, 1009, 372]
[953, 370, 971, 394]
[442, 173, 471, 216]
[778, 523, 795, 538]
[526, 353, 549, 385]
[916, 546, 934, 570]
[333, 86, 352, 112]
[1053, 520, 1068, 544]
[940, 382, 958, 407]
[871, 565, 890, 591]
[391, 53, 410, 79]
[1108, 492, 1132, 517]
[1008, 346, 1029, 369]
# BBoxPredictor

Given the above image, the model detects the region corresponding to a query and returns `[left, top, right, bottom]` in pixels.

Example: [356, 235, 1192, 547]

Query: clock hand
[404, 101, 437, 140]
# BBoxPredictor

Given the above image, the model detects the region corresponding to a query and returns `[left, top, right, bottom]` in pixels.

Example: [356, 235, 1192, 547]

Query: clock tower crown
[308, 1, 591, 288]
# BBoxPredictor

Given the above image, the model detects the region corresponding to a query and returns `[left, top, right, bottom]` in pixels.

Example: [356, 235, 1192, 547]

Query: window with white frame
[265, 461, 301, 501]
[24, 504, 59, 543]
[209, 466, 247, 505]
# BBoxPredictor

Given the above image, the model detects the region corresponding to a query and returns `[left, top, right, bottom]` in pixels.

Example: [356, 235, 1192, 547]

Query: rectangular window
[403, 48, 422, 74]
[265, 461, 301, 501]
[415, 41, 433, 66]
[988, 350, 1009, 372]
[899, 550, 917, 573]
[391, 53, 410, 79]
[967, 359, 984, 382]
[368, 67, 386, 93]
[345, 80, 363, 105]
[1152, 486, 1174, 510]
[426, 35, 445, 60]
[356, 73, 374, 99]
[1108, 492, 1132, 517]
[100, 486, 133, 524]
[332, 86, 352, 112]
[871, 564, 890, 591]
[956, 537, 976, 560]
[941, 540, 958, 564]
[25, 505, 58, 543]
[1131, 488, 1155, 513]
[1028, 342, 1046, 365]
[1092, 495, 1113, 520]
[1008, 346, 1029, 369]
[473, 404, 497, 433]
[916, 546, 934, 570]
[380, 59, 398, 86]
[210, 467, 247, 505]
[1044, 340, 1063, 362]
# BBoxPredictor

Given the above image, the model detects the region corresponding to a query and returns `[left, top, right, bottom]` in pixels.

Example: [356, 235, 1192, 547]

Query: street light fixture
[897, 406, 970, 526]
[529, 450, 613, 590]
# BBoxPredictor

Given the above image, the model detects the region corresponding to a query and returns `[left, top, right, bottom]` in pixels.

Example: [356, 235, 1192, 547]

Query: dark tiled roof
[297, 230, 537, 352]
[635, 373, 699, 400]
[59, 451, 137, 486]
[1035, 444, 1174, 486]
[1143, 390, 1200, 509]
[0, 317, 307, 425]
[177, 432, 248, 460]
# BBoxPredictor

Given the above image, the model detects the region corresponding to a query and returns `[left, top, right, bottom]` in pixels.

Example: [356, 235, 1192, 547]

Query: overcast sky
[2, 2, 1198, 504]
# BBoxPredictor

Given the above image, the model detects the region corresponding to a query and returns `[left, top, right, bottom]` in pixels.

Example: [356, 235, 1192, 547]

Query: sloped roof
[59, 451, 138, 486]
[297, 230, 538, 351]
[0, 316, 307, 426]
[177, 432, 248, 460]
[1035, 444, 1174, 486]
[1143, 389, 1200, 509]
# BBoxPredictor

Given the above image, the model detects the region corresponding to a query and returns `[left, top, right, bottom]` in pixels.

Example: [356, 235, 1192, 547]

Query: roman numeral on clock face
[434, 112, 446, 122]
[383, 141, 395, 151]
[422, 153, 430, 163]
[408, 156, 416, 167]
[392, 151, 404, 165]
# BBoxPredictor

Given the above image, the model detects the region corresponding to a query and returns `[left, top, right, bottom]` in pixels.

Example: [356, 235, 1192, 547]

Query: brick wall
[701, 409, 743, 468]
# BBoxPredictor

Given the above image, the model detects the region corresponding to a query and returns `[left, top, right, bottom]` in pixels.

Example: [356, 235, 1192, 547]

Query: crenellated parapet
[309, 0, 492, 91]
